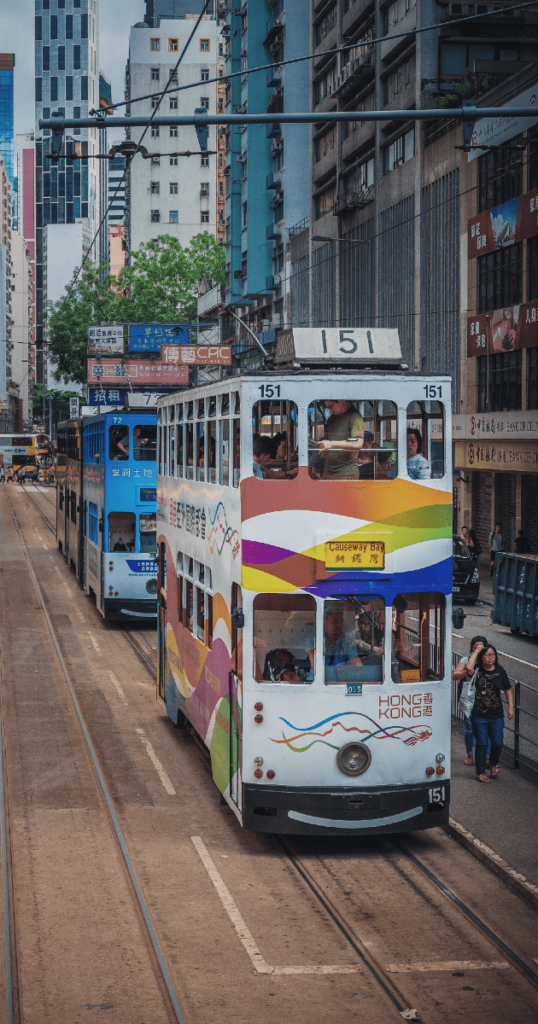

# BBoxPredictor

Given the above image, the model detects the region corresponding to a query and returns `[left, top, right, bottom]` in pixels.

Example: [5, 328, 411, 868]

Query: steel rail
[0, 584, 14, 1024]
[21, 487, 56, 536]
[123, 629, 158, 679]
[3, 490, 187, 1024]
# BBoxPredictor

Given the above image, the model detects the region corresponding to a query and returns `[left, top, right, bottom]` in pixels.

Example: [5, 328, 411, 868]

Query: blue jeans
[464, 714, 491, 759]
[472, 716, 504, 775]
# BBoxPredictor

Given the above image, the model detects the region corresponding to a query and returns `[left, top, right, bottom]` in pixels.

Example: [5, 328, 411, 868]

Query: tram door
[229, 584, 243, 810]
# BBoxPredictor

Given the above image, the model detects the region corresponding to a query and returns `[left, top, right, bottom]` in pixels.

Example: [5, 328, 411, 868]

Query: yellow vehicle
[0, 433, 51, 479]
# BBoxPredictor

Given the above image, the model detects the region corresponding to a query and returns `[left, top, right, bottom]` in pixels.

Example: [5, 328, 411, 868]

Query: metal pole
[514, 681, 520, 770]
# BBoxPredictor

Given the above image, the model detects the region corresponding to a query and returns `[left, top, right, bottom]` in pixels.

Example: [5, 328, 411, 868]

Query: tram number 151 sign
[275, 327, 402, 365]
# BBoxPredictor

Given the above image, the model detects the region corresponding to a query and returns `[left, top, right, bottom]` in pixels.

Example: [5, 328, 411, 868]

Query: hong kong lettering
[379, 693, 433, 719]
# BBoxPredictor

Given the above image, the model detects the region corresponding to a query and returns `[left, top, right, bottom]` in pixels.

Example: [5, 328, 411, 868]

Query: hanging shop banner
[161, 344, 232, 365]
[87, 387, 171, 406]
[453, 410, 538, 442]
[468, 189, 538, 259]
[87, 359, 188, 385]
[468, 84, 538, 160]
[128, 323, 189, 353]
[455, 439, 538, 473]
[467, 300, 538, 356]
[87, 324, 126, 356]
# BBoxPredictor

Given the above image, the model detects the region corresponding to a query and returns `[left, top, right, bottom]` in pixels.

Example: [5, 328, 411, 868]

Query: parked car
[453, 535, 480, 604]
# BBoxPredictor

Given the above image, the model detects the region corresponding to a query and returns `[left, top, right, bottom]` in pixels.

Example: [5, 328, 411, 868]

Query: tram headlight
[146, 578, 158, 595]
[436, 753, 445, 764]
[336, 742, 371, 777]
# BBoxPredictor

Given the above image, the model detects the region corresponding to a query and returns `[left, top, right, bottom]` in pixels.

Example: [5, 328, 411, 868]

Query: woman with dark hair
[407, 428, 430, 480]
[452, 635, 489, 765]
[466, 642, 514, 783]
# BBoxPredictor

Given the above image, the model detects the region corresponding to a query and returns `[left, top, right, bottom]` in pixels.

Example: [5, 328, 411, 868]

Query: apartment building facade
[11, 233, 34, 430]
[0, 55, 15, 224]
[34, 0, 101, 384]
[125, 16, 223, 254]
[0, 153, 14, 430]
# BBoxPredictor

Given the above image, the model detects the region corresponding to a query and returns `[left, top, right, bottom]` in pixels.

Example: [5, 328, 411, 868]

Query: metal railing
[451, 651, 538, 778]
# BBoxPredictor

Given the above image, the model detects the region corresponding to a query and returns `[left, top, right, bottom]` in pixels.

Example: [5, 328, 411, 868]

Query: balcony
[266, 122, 281, 138]
[264, 15, 284, 45]
[334, 184, 374, 215]
[328, 47, 375, 99]
[266, 171, 280, 190]
[266, 223, 281, 240]
[265, 274, 281, 291]
[267, 91, 284, 116]
[436, 0, 524, 22]
[267, 67, 282, 88]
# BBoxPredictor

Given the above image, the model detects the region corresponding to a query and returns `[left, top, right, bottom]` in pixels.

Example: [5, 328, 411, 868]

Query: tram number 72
[428, 786, 446, 804]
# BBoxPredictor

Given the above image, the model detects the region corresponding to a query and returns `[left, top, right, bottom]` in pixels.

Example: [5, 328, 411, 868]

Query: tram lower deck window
[108, 512, 136, 552]
[319, 597, 384, 685]
[308, 400, 397, 480]
[139, 514, 156, 552]
[253, 594, 316, 682]
[392, 593, 445, 682]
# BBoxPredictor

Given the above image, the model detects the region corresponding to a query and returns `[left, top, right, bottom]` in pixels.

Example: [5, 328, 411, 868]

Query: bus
[56, 408, 158, 621]
[0, 432, 51, 478]
[156, 328, 453, 835]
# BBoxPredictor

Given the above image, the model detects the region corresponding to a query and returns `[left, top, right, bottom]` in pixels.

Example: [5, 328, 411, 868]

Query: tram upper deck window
[109, 425, 129, 461]
[139, 514, 157, 552]
[253, 594, 316, 682]
[134, 425, 156, 461]
[314, 597, 384, 685]
[391, 593, 445, 683]
[108, 512, 136, 552]
[308, 400, 397, 480]
[251, 401, 298, 479]
[406, 401, 444, 479]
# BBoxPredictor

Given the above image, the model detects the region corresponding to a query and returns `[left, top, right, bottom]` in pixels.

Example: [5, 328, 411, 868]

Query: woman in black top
[466, 643, 514, 783]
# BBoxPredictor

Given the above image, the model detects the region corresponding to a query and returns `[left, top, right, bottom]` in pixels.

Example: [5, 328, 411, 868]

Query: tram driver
[306, 601, 364, 676]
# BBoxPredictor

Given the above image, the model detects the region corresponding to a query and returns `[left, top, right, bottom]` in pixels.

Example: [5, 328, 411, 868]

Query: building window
[528, 236, 538, 302]
[529, 126, 538, 192]
[35, 16, 42, 40]
[201, 154, 209, 166]
[170, 210, 179, 223]
[151, 97, 159, 108]
[168, 38, 179, 51]
[151, 68, 160, 81]
[201, 211, 209, 222]
[35, 78, 42, 102]
[50, 77, 58, 102]
[200, 38, 210, 52]
[315, 4, 337, 46]
[170, 156, 178, 165]
[170, 126, 178, 137]
[315, 125, 336, 163]
[152, 126, 160, 137]
[81, 77, 88, 100]
[315, 63, 336, 103]
[384, 0, 416, 33]
[201, 69, 209, 82]
[477, 350, 522, 412]
[383, 55, 414, 104]
[384, 129, 414, 173]
[314, 181, 336, 219]
[242, 201, 247, 227]
[66, 14, 73, 38]
[58, 46, 65, 71]
[527, 347, 538, 409]
[169, 97, 178, 109]
[51, 15, 58, 38]
[74, 45, 81, 70]
[150, 181, 160, 194]
[151, 210, 160, 222]
[42, 46, 50, 72]
[66, 76, 73, 101]
[478, 243, 522, 313]
[170, 182, 178, 194]
[200, 97, 209, 109]
[478, 142, 523, 213]
[81, 13, 88, 38]
[150, 38, 161, 51]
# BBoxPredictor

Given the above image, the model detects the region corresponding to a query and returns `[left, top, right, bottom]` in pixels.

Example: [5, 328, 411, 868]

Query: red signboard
[467, 301, 538, 356]
[87, 359, 188, 385]
[468, 189, 538, 259]
[161, 345, 232, 365]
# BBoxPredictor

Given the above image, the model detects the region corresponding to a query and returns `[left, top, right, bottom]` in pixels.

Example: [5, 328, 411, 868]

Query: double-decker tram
[157, 328, 453, 834]
[0, 432, 51, 478]
[56, 406, 158, 621]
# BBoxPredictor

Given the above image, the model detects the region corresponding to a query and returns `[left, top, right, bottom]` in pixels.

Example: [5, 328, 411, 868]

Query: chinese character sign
[128, 323, 189, 353]
[87, 359, 188, 385]
[468, 189, 538, 259]
[87, 324, 126, 356]
[162, 345, 232, 365]
[468, 303, 538, 356]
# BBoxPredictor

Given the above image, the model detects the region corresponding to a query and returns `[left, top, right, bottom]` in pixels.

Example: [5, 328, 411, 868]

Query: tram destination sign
[87, 324, 126, 356]
[275, 328, 402, 366]
[325, 539, 385, 570]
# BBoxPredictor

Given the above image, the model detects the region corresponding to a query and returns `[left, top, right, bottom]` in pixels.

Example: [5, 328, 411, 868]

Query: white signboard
[69, 397, 79, 419]
[87, 324, 126, 356]
[468, 84, 538, 161]
[453, 410, 538, 441]
[275, 327, 402, 365]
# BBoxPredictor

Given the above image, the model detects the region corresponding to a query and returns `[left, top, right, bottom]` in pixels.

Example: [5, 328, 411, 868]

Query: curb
[443, 817, 538, 910]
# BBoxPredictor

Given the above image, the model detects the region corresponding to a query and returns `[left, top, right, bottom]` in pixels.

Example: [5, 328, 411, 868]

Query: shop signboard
[87, 324, 126, 356]
[467, 301, 538, 356]
[87, 387, 171, 406]
[455, 439, 538, 473]
[468, 189, 538, 259]
[128, 323, 189, 352]
[468, 84, 538, 160]
[87, 359, 188, 386]
[453, 410, 538, 441]
[161, 344, 232, 365]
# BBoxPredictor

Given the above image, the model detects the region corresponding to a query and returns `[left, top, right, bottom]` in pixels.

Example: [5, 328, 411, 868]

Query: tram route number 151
[258, 385, 281, 398]
[428, 786, 446, 804]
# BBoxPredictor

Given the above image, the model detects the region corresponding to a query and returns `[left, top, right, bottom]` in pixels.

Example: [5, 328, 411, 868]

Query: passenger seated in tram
[263, 649, 305, 683]
[306, 599, 384, 684]
[264, 432, 299, 479]
[110, 426, 129, 461]
[356, 431, 375, 469]
[407, 428, 430, 480]
[358, 449, 396, 480]
[252, 435, 274, 479]
[314, 400, 364, 480]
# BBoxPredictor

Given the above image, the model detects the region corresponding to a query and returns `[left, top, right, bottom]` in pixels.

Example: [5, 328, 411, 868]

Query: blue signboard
[128, 323, 189, 353]
[140, 488, 157, 502]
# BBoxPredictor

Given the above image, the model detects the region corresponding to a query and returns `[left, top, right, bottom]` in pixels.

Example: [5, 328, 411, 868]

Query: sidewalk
[449, 722, 538, 894]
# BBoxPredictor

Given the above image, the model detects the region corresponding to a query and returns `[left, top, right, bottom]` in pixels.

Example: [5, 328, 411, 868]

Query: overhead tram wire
[93, 0, 538, 117]
[53, 0, 212, 316]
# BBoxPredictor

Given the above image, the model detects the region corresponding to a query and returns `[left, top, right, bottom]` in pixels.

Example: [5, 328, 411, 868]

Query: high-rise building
[108, 153, 126, 224]
[34, 0, 101, 385]
[15, 133, 36, 391]
[98, 72, 111, 269]
[0, 55, 15, 224]
[0, 152, 13, 430]
[125, 16, 223, 253]
[144, 0, 212, 27]
[11, 233, 34, 430]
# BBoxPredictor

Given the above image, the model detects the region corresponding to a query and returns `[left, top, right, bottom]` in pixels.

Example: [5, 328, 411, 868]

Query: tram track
[1, 488, 187, 1024]
[19, 485, 56, 535]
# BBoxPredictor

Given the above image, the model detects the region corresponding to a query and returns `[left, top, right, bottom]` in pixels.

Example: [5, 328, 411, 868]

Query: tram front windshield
[253, 594, 315, 682]
[320, 597, 384, 685]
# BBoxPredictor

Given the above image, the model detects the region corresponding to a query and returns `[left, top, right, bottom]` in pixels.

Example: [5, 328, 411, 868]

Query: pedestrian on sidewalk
[514, 529, 530, 554]
[452, 634, 490, 766]
[461, 525, 481, 564]
[0, 465, 4, 484]
[17, 466, 25, 484]
[489, 522, 503, 577]
[466, 643, 514, 783]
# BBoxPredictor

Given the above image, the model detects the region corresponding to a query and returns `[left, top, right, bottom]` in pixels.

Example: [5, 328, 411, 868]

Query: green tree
[46, 233, 225, 385]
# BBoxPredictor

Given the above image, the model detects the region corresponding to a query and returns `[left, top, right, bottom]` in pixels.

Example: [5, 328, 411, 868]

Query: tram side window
[186, 418, 194, 481]
[109, 425, 129, 461]
[391, 593, 445, 683]
[70, 490, 77, 524]
[251, 401, 298, 480]
[133, 425, 157, 461]
[232, 418, 240, 487]
[308, 400, 397, 480]
[253, 594, 316, 683]
[139, 513, 157, 553]
[88, 502, 98, 544]
[176, 406, 183, 478]
[406, 401, 444, 479]
[108, 512, 136, 552]
[319, 597, 384, 685]
[59, 487, 64, 511]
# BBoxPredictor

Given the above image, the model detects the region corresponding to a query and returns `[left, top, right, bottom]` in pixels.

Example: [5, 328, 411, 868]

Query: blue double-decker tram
[57, 407, 158, 621]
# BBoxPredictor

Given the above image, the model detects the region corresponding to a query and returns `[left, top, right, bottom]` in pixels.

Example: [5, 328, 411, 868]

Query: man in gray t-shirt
[489, 522, 503, 577]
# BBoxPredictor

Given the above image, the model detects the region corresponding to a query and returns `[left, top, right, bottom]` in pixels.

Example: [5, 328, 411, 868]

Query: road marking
[191, 835, 361, 976]
[387, 961, 510, 973]
[87, 632, 101, 653]
[109, 672, 128, 707]
[136, 728, 176, 795]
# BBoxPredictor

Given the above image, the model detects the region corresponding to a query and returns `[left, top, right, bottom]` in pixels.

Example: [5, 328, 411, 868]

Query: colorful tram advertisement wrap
[0, 433, 51, 478]
[56, 411, 158, 621]
[157, 334, 453, 835]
